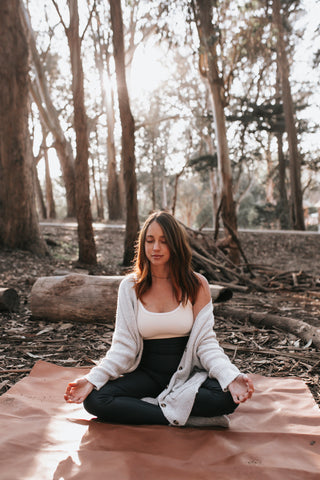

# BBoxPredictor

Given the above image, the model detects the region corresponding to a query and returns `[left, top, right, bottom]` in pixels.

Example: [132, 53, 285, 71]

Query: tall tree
[275, 58, 290, 229]
[92, 9, 122, 220]
[192, 0, 240, 264]
[272, 0, 305, 230]
[52, 0, 97, 264]
[42, 128, 57, 219]
[20, 3, 77, 218]
[109, 0, 139, 266]
[0, 0, 47, 255]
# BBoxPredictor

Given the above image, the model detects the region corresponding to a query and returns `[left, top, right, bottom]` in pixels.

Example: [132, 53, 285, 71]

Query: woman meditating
[64, 211, 254, 427]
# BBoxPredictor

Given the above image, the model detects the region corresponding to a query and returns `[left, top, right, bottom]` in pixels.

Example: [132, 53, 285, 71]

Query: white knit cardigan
[84, 275, 241, 426]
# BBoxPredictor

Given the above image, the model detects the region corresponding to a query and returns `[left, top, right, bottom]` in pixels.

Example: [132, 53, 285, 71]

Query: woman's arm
[84, 277, 142, 389]
[64, 277, 142, 402]
[193, 274, 254, 401]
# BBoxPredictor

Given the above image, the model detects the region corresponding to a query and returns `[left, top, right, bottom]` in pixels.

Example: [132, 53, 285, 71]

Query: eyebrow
[146, 234, 166, 239]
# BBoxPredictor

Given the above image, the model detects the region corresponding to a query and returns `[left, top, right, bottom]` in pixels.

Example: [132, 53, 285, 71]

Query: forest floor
[0, 222, 319, 406]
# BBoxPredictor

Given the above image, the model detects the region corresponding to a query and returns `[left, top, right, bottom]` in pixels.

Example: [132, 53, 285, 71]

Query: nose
[153, 240, 160, 251]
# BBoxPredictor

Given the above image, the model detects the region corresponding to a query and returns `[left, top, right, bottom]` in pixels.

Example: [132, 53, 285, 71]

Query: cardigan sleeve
[195, 303, 241, 391]
[84, 276, 142, 390]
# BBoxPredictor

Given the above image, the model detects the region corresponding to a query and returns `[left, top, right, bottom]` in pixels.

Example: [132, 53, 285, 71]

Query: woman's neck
[150, 267, 170, 280]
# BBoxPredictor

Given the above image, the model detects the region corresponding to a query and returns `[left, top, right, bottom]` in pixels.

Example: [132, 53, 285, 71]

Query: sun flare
[129, 42, 170, 99]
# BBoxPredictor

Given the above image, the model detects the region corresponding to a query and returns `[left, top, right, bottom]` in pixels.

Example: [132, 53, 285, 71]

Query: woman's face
[144, 221, 171, 268]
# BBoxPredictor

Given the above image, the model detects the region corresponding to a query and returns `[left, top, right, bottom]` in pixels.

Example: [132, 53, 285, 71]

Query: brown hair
[133, 211, 200, 304]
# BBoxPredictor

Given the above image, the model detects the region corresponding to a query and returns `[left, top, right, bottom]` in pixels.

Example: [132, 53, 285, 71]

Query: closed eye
[146, 236, 167, 244]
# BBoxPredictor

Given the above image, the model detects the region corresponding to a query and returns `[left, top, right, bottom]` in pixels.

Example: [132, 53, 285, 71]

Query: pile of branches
[186, 226, 320, 293]
[186, 226, 320, 351]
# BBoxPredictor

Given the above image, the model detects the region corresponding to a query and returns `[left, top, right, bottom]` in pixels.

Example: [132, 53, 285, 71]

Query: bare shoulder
[193, 272, 211, 318]
[195, 272, 211, 296]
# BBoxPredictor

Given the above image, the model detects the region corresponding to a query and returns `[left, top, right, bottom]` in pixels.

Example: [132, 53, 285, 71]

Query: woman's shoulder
[120, 273, 137, 288]
[193, 272, 212, 318]
[194, 272, 210, 291]
[192, 272, 212, 318]
[118, 273, 138, 303]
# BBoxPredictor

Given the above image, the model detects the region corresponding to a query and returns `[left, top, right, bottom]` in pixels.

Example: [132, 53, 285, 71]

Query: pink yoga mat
[0, 361, 319, 479]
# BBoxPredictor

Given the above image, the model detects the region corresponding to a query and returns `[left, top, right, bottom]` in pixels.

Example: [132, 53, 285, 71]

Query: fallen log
[0, 288, 19, 312]
[30, 274, 233, 323]
[215, 305, 320, 350]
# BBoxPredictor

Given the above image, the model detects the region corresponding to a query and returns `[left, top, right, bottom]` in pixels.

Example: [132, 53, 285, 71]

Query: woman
[64, 211, 254, 427]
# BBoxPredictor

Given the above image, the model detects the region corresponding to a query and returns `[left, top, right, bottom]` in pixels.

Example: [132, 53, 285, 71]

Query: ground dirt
[0, 223, 319, 405]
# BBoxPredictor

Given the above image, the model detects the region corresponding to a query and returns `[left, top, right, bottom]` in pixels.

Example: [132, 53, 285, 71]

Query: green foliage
[237, 184, 278, 229]
[227, 100, 285, 133]
[195, 203, 214, 229]
[188, 154, 218, 171]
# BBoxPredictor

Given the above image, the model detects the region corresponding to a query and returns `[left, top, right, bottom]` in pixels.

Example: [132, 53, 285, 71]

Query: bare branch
[81, 0, 96, 42]
[51, 0, 68, 33]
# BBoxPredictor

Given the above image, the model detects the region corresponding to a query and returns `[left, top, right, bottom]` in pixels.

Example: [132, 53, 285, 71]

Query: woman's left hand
[228, 374, 254, 404]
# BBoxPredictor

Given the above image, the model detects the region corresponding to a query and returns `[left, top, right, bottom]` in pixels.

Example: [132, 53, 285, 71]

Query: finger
[65, 387, 73, 396]
[231, 393, 241, 404]
[65, 382, 78, 394]
[247, 387, 254, 398]
[245, 376, 254, 391]
[239, 393, 249, 402]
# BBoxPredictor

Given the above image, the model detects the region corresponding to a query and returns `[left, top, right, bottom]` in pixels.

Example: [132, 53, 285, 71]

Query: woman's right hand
[64, 377, 94, 404]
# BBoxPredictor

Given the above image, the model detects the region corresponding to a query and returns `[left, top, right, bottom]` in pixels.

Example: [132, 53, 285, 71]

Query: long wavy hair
[133, 211, 200, 305]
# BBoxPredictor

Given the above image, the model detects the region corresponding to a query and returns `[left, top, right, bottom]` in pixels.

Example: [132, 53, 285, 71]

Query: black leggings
[84, 337, 237, 425]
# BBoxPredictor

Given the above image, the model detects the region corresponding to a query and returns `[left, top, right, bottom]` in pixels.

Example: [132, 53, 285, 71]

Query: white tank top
[137, 299, 194, 340]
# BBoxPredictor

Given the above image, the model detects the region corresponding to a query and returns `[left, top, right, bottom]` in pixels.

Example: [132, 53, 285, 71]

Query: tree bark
[20, 3, 76, 218]
[34, 160, 47, 219]
[30, 274, 232, 323]
[272, 0, 305, 230]
[275, 56, 290, 229]
[0, 1, 47, 256]
[41, 128, 57, 219]
[105, 53, 122, 220]
[66, 0, 97, 264]
[93, 15, 122, 220]
[109, 0, 139, 266]
[192, 0, 239, 264]
[0, 288, 20, 312]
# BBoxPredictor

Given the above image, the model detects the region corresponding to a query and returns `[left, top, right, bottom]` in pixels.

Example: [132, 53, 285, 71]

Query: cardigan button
[160, 403, 166, 408]
[173, 420, 179, 425]
[178, 366, 183, 370]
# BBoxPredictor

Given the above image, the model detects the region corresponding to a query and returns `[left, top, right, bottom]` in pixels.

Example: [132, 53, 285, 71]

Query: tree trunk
[0, 1, 47, 256]
[192, 0, 239, 264]
[275, 58, 290, 229]
[172, 167, 185, 217]
[34, 160, 47, 220]
[272, 0, 305, 230]
[105, 55, 122, 220]
[93, 17, 122, 220]
[20, 4, 76, 218]
[30, 274, 232, 323]
[266, 135, 275, 205]
[277, 132, 291, 229]
[109, 0, 139, 266]
[203, 130, 220, 229]
[66, 0, 97, 265]
[42, 129, 56, 219]
[0, 287, 19, 312]
[151, 152, 157, 211]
